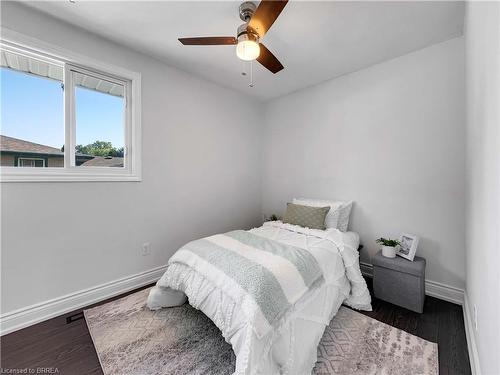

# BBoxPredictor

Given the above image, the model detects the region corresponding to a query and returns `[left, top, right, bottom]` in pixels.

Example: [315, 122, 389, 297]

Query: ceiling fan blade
[256, 43, 284, 74]
[248, 0, 288, 38]
[178, 37, 237, 45]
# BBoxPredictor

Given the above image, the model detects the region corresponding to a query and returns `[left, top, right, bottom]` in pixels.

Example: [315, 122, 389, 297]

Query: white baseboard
[0, 265, 167, 336]
[425, 279, 464, 305]
[360, 261, 465, 305]
[463, 293, 481, 375]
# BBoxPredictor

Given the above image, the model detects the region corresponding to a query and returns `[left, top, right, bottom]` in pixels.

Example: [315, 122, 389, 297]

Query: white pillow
[337, 201, 353, 232]
[293, 198, 353, 232]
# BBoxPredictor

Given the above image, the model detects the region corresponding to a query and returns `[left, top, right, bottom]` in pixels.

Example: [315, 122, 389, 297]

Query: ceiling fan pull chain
[249, 60, 254, 88]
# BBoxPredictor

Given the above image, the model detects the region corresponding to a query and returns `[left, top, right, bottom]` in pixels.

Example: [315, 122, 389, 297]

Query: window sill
[1, 168, 142, 182]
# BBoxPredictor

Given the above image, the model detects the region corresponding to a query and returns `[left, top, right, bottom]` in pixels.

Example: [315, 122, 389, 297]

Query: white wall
[464, 2, 500, 374]
[262, 37, 466, 289]
[0, 2, 474, 340]
[0, 3, 263, 314]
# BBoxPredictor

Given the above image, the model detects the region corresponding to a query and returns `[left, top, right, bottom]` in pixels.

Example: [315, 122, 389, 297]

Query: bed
[147, 220, 371, 375]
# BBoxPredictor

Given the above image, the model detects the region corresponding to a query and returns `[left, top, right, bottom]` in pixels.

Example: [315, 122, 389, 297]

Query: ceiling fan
[178, 0, 288, 74]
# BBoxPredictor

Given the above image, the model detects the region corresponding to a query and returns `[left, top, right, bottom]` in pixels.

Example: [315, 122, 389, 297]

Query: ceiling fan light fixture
[236, 23, 260, 61]
[236, 40, 260, 61]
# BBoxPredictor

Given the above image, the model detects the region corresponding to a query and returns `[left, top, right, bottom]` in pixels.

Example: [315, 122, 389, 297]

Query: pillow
[282, 202, 330, 230]
[293, 198, 353, 232]
[293, 198, 342, 229]
[337, 201, 353, 232]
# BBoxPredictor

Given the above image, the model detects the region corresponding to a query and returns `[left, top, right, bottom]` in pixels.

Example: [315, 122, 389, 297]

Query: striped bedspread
[166, 230, 324, 337]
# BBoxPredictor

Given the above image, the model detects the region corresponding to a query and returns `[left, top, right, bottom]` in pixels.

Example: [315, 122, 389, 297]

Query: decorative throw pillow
[293, 198, 343, 229]
[282, 202, 330, 230]
[293, 198, 354, 232]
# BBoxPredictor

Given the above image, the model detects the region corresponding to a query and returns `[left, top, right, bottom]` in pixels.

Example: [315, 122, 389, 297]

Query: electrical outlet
[142, 242, 151, 256]
[473, 304, 478, 331]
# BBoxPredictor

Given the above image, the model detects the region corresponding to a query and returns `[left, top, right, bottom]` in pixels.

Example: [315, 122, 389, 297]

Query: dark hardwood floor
[1, 278, 471, 375]
[359, 278, 471, 375]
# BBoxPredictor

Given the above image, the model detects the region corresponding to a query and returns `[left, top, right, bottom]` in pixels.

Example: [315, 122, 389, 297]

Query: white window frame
[18, 158, 46, 168]
[0, 29, 141, 182]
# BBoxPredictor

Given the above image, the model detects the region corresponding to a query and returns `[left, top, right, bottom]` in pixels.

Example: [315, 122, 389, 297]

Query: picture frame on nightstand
[396, 233, 419, 261]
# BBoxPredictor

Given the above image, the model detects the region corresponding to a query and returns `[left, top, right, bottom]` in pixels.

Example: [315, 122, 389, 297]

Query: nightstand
[372, 251, 426, 313]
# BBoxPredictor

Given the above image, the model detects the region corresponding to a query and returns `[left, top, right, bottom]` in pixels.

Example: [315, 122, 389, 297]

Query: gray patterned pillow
[282, 203, 330, 230]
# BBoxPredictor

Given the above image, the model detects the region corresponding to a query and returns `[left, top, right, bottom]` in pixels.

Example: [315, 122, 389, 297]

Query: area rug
[84, 288, 438, 375]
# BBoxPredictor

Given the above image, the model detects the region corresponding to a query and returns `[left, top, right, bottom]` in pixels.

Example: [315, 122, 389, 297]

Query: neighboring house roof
[80, 156, 124, 167]
[0, 135, 123, 167]
[0, 135, 63, 156]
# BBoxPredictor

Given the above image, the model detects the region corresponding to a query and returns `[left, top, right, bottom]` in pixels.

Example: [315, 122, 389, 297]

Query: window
[73, 70, 125, 168]
[0, 38, 141, 181]
[1, 51, 64, 169]
[18, 158, 45, 168]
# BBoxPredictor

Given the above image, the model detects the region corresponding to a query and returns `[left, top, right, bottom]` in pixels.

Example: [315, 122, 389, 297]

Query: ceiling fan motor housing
[239, 1, 256, 22]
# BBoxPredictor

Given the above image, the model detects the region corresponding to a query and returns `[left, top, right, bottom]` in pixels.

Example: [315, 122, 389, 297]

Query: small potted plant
[376, 237, 401, 258]
[267, 214, 281, 221]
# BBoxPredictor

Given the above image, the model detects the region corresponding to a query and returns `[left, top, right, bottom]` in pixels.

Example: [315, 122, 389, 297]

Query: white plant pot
[381, 245, 397, 258]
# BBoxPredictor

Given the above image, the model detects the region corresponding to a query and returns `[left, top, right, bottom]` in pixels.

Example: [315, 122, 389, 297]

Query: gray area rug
[84, 288, 438, 375]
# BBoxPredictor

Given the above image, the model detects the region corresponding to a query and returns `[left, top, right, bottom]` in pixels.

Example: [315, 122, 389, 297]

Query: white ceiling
[22, 1, 464, 100]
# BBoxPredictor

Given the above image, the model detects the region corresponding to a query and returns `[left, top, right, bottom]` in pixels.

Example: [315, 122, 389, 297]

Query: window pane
[18, 158, 45, 167]
[0, 51, 64, 168]
[74, 71, 125, 168]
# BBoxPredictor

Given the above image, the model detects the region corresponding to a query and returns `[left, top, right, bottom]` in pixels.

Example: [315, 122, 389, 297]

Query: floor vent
[66, 312, 84, 324]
